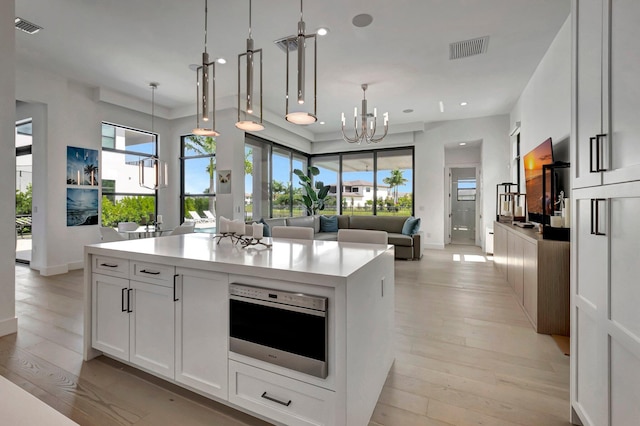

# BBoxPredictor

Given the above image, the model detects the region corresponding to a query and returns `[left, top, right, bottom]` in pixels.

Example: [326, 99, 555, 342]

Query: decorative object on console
[293, 166, 330, 215]
[238, 223, 272, 249]
[341, 83, 389, 144]
[235, 0, 264, 131]
[282, 0, 318, 125]
[192, 0, 220, 137]
[542, 161, 570, 241]
[495, 182, 518, 223]
[139, 83, 168, 190]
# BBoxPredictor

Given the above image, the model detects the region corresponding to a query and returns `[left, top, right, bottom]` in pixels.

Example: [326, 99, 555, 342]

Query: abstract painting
[67, 146, 99, 186]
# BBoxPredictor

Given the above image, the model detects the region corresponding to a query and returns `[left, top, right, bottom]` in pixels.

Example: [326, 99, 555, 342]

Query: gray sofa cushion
[349, 215, 408, 233]
[388, 233, 413, 247]
[264, 218, 287, 229]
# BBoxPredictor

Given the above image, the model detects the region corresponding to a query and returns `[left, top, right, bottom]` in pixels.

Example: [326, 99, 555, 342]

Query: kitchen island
[83, 233, 395, 426]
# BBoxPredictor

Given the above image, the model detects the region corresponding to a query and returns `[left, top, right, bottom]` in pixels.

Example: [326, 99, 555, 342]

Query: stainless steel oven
[229, 284, 328, 378]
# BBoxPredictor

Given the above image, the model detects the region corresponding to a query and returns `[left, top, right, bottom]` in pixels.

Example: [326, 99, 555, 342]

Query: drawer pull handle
[139, 269, 160, 275]
[100, 263, 118, 268]
[261, 391, 291, 407]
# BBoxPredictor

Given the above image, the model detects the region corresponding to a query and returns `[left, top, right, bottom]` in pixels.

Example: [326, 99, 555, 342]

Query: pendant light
[192, 0, 220, 137]
[341, 84, 389, 144]
[284, 0, 318, 125]
[236, 0, 264, 131]
[139, 83, 168, 189]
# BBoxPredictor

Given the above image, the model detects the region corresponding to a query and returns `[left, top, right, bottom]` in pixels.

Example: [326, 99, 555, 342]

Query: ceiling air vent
[449, 36, 489, 60]
[274, 36, 298, 53]
[15, 17, 42, 34]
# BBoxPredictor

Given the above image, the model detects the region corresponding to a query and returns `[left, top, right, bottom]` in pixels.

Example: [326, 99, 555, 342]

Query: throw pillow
[320, 215, 339, 232]
[402, 216, 421, 235]
[258, 218, 271, 237]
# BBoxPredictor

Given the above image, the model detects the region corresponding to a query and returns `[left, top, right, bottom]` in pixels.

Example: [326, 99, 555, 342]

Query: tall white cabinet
[571, 1, 640, 425]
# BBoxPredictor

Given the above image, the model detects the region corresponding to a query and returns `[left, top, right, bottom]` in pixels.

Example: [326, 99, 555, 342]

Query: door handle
[173, 274, 180, 302]
[121, 288, 127, 312]
[590, 198, 606, 236]
[127, 289, 133, 312]
[596, 133, 608, 172]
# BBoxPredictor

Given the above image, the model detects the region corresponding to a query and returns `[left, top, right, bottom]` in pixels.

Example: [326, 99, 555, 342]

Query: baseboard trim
[423, 243, 445, 250]
[0, 317, 18, 337]
[68, 261, 84, 271]
[39, 264, 69, 276]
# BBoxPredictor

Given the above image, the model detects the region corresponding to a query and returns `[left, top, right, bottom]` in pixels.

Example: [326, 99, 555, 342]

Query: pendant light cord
[300, 0, 303, 21]
[248, 0, 252, 39]
[204, 0, 208, 53]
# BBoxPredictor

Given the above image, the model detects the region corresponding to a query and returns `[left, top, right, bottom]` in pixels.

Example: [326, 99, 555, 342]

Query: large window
[101, 123, 157, 226]
[313, 147, 414, 216]
[245, 135, 309, 220]
[180, 135, 217, 228]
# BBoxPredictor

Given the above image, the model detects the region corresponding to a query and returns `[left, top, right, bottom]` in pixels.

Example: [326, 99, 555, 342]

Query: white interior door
[449, 167, 477, 245]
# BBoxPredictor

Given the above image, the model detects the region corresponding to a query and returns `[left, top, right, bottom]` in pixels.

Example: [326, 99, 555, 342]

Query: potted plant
[293, 166, 330, 216]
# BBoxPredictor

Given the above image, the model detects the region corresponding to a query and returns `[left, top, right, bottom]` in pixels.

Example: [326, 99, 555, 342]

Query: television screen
[524, 138, 554, 224]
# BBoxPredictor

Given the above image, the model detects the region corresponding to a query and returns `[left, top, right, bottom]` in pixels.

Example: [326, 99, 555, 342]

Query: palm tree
[382, 169, 408, 205]
[84, 164, 99, 185]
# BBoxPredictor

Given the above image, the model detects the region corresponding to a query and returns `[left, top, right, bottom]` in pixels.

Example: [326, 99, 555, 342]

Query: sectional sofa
[257, 215, 423, 260]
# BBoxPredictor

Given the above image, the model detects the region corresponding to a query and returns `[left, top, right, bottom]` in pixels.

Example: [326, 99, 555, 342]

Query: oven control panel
[230, 283, 327, 312]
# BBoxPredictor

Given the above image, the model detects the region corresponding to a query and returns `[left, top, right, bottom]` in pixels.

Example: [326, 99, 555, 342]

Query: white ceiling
[14, 0, 571, 140]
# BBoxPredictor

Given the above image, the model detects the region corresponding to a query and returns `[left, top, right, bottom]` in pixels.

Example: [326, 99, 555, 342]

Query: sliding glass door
[16, 120, 33, 263]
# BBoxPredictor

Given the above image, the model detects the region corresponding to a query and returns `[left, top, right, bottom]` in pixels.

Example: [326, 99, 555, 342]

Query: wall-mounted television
[524, 138, 554, 224]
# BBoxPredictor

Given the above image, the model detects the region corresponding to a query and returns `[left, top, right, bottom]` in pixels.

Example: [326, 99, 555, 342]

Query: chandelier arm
[368, 123, 389, 143]
[341, 123, 361, 144]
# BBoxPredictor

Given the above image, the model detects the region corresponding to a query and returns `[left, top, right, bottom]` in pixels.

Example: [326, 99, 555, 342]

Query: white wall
[15, 61, 174, 274]
[510, 16, 571, 167]
[416, 116, 511, 249]
[0, 0, 17, 336]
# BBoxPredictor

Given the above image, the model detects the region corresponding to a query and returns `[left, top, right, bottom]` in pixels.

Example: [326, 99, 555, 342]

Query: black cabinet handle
[139, 269, 160, 275]
[590, 134, 608, 173]
[100, 263, 118, 268]
[173, 274, 180, 302]
[261, 391, 291, 407]
[590, 198, 606, 236]
[127, 289, 133, 312]
[121, 288, 127, 312]
[589, 136, 597, 173]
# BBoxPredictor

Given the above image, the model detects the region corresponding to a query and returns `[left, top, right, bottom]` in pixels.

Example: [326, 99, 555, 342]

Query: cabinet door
[573, 194, 608, 426]
[92, 274, 129, 361]
[129, 280, 175, 379]
[573, 0, 604, 188]
[493, 224, 508, 275]
[602, 0, 640, 185]
[522, 240, 538, 328]
[175, 269, 229, 400]
[507, 233, 524, 303]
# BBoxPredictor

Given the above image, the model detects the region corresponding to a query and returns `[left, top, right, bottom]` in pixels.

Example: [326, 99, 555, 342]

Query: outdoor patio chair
[189, 211, 206, 223]
[203, 210, 216, 222]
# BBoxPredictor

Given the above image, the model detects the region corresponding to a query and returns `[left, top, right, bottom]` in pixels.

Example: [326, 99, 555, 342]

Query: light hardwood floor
[0, 245, 570, 425]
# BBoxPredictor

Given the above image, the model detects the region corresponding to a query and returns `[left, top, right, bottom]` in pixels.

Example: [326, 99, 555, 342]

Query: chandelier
[284, 0, 318, 125]
[236, 0, 264, 131]
[139, 83, 168, 190]
[192, 0, 220, 137]
[341, 84, 389, 144]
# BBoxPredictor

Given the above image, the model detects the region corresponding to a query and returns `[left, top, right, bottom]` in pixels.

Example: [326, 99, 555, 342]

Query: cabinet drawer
[93, 256, 129, 278]
[229, 360, 335, 426]
[131, 262, 175, 287]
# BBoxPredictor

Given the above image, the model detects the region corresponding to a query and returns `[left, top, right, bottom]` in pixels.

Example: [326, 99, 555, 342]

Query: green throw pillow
[402, 217, 421, 235]
[258, 218, 271, 237]
[319, 215, 339, 232]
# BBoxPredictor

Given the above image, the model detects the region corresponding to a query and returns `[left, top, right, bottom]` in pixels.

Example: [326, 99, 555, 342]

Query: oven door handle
[230, 295, 326, 317]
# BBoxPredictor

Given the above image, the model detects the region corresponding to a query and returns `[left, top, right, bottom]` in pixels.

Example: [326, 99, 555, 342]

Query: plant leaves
[317, 185, 330, 199]
[309, 166, 320, 176]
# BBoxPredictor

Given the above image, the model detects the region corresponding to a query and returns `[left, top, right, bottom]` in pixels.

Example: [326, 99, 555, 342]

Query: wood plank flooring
[0, 245, 571, 425]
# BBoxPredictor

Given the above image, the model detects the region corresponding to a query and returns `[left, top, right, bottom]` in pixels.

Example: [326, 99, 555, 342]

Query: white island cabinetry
[84, 234, 395, 426]
[174, 267, 229, 400]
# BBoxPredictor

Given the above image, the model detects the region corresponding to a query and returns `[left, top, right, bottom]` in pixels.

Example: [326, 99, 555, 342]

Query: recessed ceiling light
[216, 58, 226, 64]
[460, 101, 468, 106]
[316, 27, 329, 36]
[459, 142, 467, 146]
[352, 14, 373, 28]
[439, 101, 444, 113]
[320, 121, 325, 125]
[402, 109, 414, 114]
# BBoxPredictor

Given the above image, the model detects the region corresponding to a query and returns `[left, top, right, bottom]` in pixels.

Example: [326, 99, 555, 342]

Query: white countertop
[86, 233, 392, 285]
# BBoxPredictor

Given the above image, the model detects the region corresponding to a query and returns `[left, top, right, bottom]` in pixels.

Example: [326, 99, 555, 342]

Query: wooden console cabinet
[493, 221, 569, 336]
